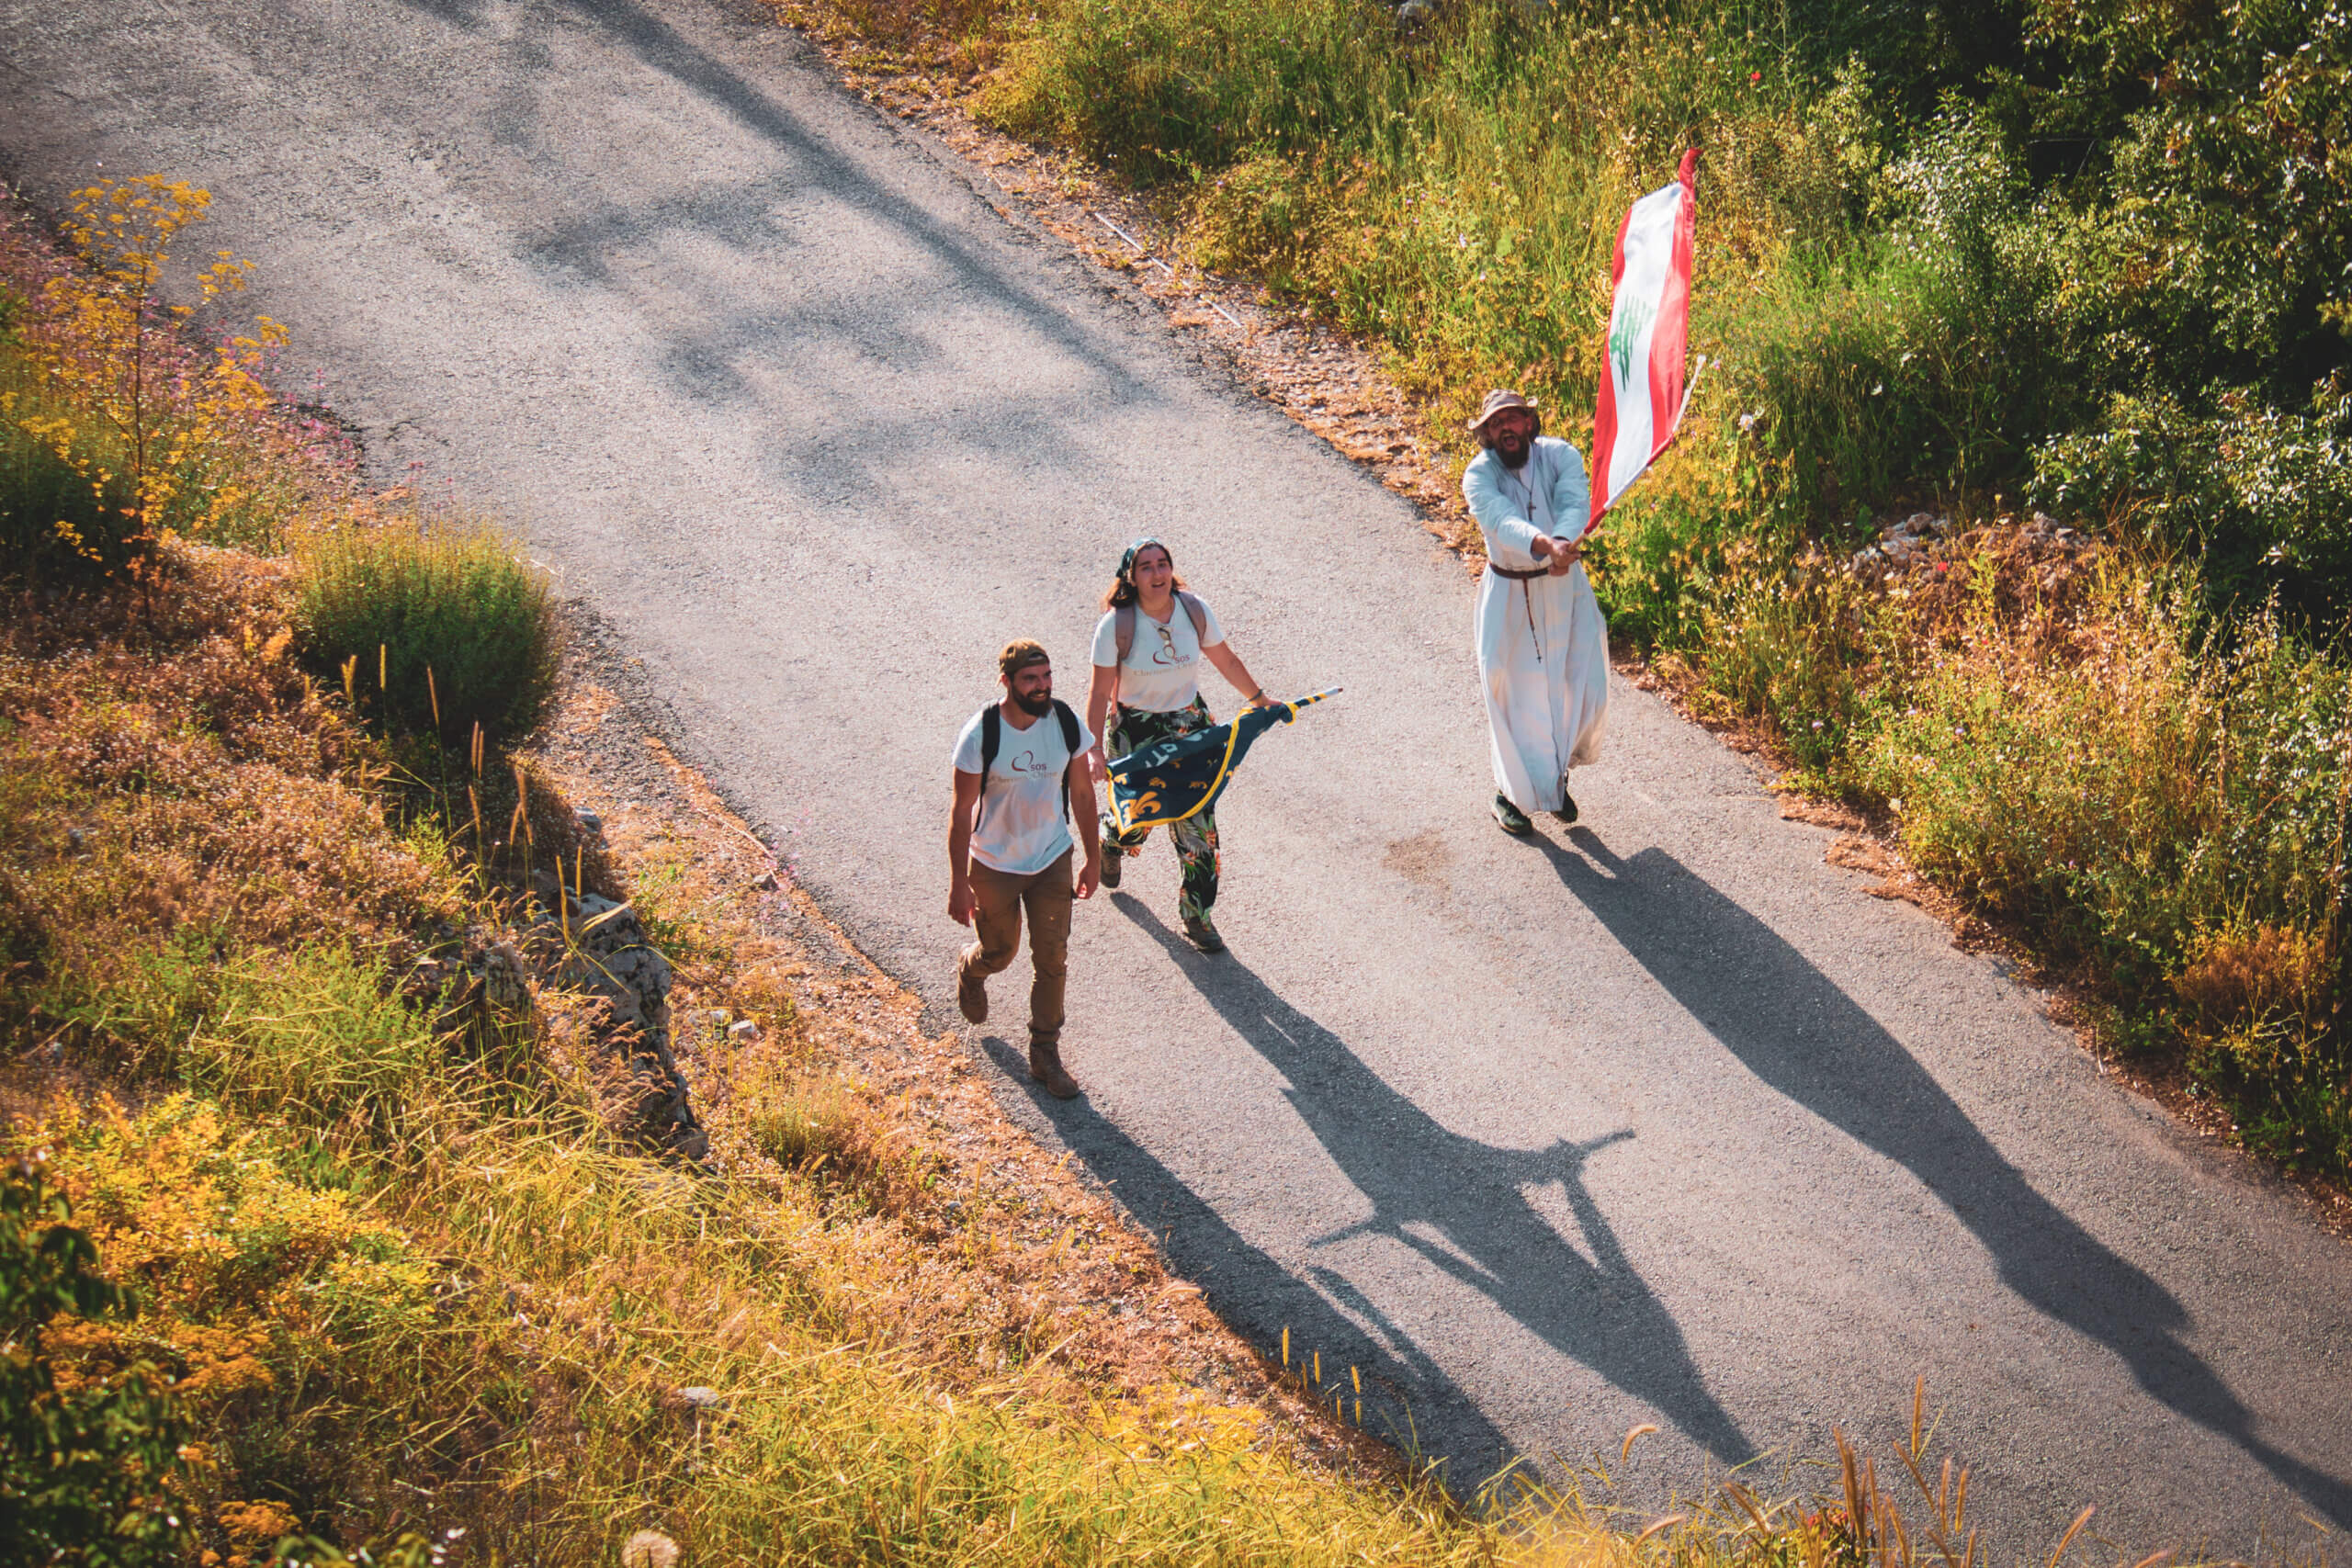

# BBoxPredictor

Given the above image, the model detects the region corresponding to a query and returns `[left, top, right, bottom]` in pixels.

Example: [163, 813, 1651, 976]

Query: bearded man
[948, 640, 1101, 1098]
[1461, 389, 1610, 835]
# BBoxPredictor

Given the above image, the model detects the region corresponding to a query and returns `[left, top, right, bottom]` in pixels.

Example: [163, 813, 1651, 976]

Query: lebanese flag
[1589, 149, 1699, 530]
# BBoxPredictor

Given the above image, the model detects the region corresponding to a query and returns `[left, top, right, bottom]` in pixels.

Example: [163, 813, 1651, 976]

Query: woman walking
[1085, 538, 1277, 953]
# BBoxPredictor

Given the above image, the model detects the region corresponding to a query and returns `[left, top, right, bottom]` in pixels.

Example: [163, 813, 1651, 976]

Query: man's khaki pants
[960, 849, 1073, 1045]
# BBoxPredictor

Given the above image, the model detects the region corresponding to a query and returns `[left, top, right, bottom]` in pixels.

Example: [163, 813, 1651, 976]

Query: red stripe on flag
[1645, 151, 1699, 454]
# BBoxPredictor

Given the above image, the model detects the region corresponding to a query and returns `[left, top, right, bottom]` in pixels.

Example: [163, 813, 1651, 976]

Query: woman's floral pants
[1101, 696, 1220, 924]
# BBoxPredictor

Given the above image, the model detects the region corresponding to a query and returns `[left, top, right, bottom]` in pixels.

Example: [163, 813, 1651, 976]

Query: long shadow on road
[998, 891, 1758, 1484]
[985, 1031, 1524, 1483]
[1540, 829, 2352, 1527]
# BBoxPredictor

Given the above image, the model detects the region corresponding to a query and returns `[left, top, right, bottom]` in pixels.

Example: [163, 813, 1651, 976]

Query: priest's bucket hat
[1466, 388, 1537, 434]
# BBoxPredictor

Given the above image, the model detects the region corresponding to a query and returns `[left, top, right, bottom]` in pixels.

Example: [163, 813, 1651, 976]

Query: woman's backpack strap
[1116, 595, 1207, 664]
[1175, 590, 1208, 643]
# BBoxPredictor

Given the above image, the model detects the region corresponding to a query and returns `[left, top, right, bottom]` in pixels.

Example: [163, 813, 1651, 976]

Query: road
[5, 0, 2348, 1552]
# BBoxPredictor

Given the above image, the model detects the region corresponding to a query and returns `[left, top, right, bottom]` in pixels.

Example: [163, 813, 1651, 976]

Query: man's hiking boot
[1182, 913, 1227, 954]
[1099, 841, 1123, 889]
[1554, 792, 1579, 827]
[956, 953, 988, 1025]
[1029, 1040, 1080, 1100]
[1492, 793, 1533, 835]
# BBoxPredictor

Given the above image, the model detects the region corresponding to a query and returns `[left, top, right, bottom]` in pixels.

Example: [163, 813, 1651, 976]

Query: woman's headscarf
[1116, 536, 1169, 586]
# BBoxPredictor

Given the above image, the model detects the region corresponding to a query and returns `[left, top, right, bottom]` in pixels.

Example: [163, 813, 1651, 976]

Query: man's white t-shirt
[952, 704, 1094, 876]
[1090, 595, 1227, 713]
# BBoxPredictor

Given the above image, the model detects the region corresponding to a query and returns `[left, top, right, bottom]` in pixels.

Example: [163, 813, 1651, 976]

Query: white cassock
[1463, 436, 1610, 813]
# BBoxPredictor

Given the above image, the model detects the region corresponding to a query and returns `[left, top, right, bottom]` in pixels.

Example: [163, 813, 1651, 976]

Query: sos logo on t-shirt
[1003, 740, 1058, 777]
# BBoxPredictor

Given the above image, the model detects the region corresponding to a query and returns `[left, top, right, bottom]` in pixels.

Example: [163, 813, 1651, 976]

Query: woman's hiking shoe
[1492, 793, 1533, 835]
[1029, 1041, 1080, 1100]
[1182, 914, 1227, 953]
[1554, 792, 1579, 826]
[956, 954, 989, 1024]
[1099, 841, 1123, 888]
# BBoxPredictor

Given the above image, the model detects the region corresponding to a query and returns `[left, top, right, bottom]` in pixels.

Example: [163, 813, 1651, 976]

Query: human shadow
[1096, 894, 1758, 1471]
[1542, 831, 2352, 1526]
[979, 1034, 1525, 1482]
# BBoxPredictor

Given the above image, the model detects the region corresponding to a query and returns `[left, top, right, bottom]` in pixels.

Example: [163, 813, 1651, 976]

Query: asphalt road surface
[6, 0, 2348, 1552]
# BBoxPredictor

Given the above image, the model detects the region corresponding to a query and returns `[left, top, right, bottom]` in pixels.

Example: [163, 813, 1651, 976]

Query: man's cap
[1466, 388, 1537, 434]
[998, 638, 1051, 678]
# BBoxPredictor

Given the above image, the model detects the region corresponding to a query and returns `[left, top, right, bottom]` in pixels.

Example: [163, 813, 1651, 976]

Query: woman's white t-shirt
[1091, 595, 1227, 713]
[951, 705, 1094, 876]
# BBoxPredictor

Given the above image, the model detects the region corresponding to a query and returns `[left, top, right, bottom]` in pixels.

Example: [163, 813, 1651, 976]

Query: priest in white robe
[1461, 389, 1610, 834]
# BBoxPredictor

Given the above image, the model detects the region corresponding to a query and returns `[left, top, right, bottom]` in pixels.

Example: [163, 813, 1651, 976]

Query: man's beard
[1496, 436, 1532, 470]
[1012, 688, 1055, 716]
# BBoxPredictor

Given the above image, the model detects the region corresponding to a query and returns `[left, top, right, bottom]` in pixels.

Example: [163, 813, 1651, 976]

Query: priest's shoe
[1492, 793, 1533, 835]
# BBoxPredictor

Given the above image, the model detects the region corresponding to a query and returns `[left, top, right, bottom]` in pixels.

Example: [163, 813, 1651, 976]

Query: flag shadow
[979, 1029, 1524, 1481]
[1064, 894, 1758, 1480]
[1538, 829, 2352, 1527]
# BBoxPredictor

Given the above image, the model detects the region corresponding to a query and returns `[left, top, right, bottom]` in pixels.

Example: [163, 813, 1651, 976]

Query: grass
[294, 519, 561, 746]
[0, 367, 147, 578]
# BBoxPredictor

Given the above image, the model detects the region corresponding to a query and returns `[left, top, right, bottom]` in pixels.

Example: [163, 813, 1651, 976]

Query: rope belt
[1487, 559, 1550, 662]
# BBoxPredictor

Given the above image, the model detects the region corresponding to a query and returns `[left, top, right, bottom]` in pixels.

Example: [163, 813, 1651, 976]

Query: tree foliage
[0, 1155, 191, 1568]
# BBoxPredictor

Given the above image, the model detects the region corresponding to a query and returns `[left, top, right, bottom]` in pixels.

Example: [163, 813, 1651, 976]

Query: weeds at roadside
[294, 519, 560, 747]
[1, 179, 346, 585]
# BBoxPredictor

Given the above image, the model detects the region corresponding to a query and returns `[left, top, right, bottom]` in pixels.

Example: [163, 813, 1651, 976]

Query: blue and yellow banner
[1107, 689, 1340, 832]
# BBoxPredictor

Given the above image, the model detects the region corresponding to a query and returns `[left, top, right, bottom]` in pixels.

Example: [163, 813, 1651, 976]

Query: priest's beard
[1494, 434, 1532, 469]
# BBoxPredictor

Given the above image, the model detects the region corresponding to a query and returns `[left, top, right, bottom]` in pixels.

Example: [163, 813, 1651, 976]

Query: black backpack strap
[973, 704, 1001, 834]
[978, 703, 1002, 775]
[1053, 699, 1081, 823]
[973, 701, 1085, 830]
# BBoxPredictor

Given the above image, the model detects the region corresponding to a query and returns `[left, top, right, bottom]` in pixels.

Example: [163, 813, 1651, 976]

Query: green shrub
[1860, 589, 2352, 999]
[1720, 100, 2075, 529]
[0, 1155, 192, 1568]
[294, 522, 559, 745]
[986, 0, 1393, 186]
[0, 405, 142, 583]
[2031, 385, 2352, 619]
